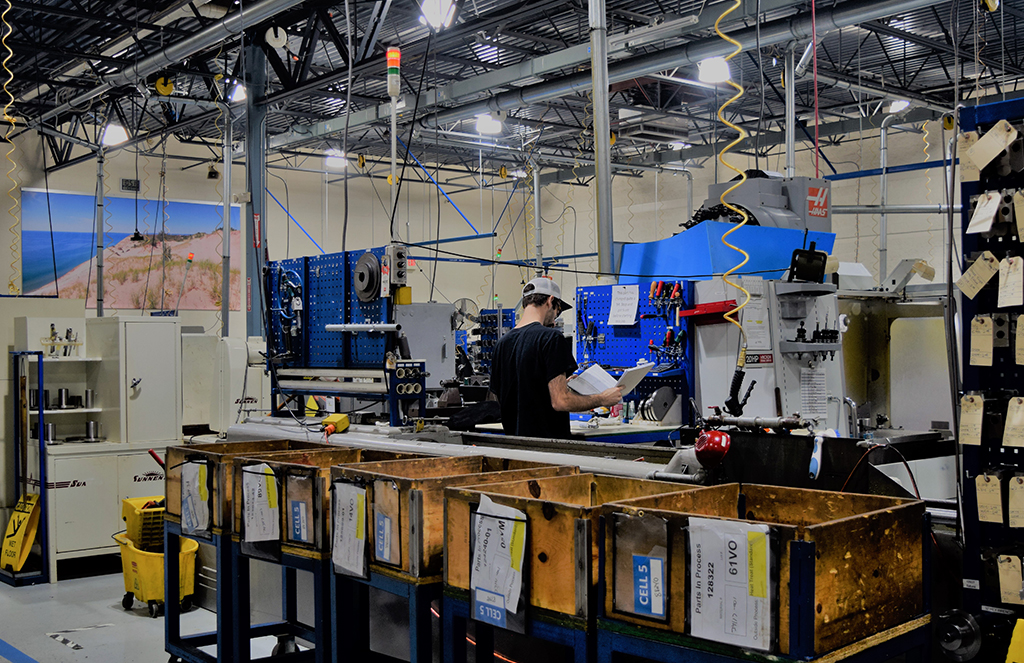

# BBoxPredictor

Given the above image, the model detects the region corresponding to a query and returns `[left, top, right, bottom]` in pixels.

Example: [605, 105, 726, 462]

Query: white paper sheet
[800, 367, 828, 420]
[568, 362, 654, 397]
[967, 192, 1001, 234]
[180, 462, 209, 535]
[608, 285, 640, 326]
[471, 495, 527, 615]
[243, 463, 280, 543]
[332, 482, 367, 576]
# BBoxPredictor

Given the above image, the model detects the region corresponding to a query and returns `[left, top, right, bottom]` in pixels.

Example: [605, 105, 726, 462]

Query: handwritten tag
[971, 316, 994, 366]
[1018, 318, 1024, 365]
[956, 251, 1000, 299]
[1014, 191, 1024, 240]
[1010, 477, 1024, 528]
[967, 192, 1001, 234]
[960, 395, 984, 445]
[977, 474, 1004, 523]
[1000, 257, 1024, 308]
[959, 132, 980, 181]
[967, 120, 1018, 170]
[998, 555, 1024, 604]
[1006, 399, 1024, 447]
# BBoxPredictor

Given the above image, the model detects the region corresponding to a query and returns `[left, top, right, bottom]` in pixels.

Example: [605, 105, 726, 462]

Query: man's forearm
[558, 389, 609, 413]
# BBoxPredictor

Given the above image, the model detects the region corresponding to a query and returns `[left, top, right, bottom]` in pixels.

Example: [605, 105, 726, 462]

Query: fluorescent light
[697, 57, 731, 83]
[668, 141, 692, 150]
[475, 113, 502, 135]
[325, 148, 347, 170]
[230, 83, 247, 102]
[509, 168, 528, 179]
[419, 0, 455, 29]
[888, 100, 910, 114]
[101, 123, 129, 146]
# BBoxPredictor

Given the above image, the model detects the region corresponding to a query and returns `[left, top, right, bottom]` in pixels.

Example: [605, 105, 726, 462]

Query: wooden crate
[445, 473, 688, 618]
[165, 439, 332, 535]
[603, 484, 925, 655]
[333, 456, 577, 578]
[233, 447, 424, 554]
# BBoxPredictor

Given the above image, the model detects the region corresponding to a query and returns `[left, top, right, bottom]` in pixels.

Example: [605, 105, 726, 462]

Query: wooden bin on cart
[332, 456, 578, 578]
[602, 483, 925, 655]
[165, 439, 332, 536]
[445, 473, 689, 618]
[233, 447, 425, 556]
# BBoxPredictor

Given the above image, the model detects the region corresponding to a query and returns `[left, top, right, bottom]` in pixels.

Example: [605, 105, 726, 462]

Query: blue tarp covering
[617, 221, 836, 284]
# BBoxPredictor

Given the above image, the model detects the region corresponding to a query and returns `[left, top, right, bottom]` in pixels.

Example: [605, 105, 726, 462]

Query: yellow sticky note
[263, 465, 278, 510]
[1001, 257, 1024, 309]
[977, 474, 1004, 523]
[956, 251, 999, 299]
[1008, 399, 1024, 447]
[971, 316, 995, 366]
[1000, 555, 1024, 605]
[355, 491, 365, 541]
[961, 395, 985, 446]
[1010, 477, 1024, 528]
[968, 119, 1018, 170]
[198, 464, 209, 502]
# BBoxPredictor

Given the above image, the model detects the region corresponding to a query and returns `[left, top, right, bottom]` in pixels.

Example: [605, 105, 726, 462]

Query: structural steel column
[590, 0, 614, 274]
[245, 42, 268, 337]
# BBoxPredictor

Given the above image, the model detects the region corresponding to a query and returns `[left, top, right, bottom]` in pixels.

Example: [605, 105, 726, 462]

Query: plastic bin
[115, 533, 198, 618]
[122, 496, 165, 551]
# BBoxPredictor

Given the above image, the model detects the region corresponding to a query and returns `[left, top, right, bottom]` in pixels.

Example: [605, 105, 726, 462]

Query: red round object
[695, 429, 730, 468]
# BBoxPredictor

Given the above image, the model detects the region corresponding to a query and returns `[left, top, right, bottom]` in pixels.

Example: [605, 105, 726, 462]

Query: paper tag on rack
[1010, 477, 1024, 528]
[1001, 257, 1024, 308]
[332, 482, 367, 576]
[977, 474, 1004, 523]
[243, 463, 279, 542]
[956, 251, 999, 299]
[998, 555, 1024, 604]
[959, 132, 981, 181]
[1015, 192, 1024, 239]
[181, 462, 210, 535]
[967, 192, 1001, 234]
[1007, 399, 1024, 447]
[967, 120, 1018, 170]
[971, 316, 995, 366]
[1018, 318, 1024, 365]
[960, 395, 984, 445]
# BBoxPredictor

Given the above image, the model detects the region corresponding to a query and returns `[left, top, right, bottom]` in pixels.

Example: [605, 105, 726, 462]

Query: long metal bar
[533, 158, 543, 276]
[785, 47, 796, 177]
[834, 204, 962, 214]
[94, 152, 105, 317]
[35, 0, 306, 126]
[879, 113, 902, 285]
[324, 323, 402, 333]
[826, 158, 957, 181]
[590, 0, 614, 274]
[245, 42, 268, 337]
[275, 380, 389, 395]
[221, 112, 232, 338]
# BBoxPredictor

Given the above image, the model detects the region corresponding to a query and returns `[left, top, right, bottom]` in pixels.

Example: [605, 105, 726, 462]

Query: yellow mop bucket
[114, 533, 198, 618]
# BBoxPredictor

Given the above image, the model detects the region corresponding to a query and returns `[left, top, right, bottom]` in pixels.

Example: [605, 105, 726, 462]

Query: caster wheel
[148, 601, 161, 619]
[272, 636, 298, 656]
[122, 592, 135, 610]
[180, 595, 193, 612]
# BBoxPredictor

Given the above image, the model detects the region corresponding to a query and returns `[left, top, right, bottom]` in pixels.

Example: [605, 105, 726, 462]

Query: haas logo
[807, 187, 829, 217]
[134, 471, 164, 483]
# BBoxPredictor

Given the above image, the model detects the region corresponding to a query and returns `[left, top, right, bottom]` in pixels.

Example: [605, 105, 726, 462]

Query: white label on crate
[689, 518, 771, 651]
[474, 588, 507, 628]
[243, 463, 279, 542]
[290, 500, 309, 543]
[180, 462, 209, 535]
[608, 285, 639, 326]
[956, 251, 999, 300]
[963, 579, 981, 590]
[375, 513, 392, 561]
[471, 495, 527, 616]
[1000, 257, 1024, 309]
[633, 555, 666, 617]
[333, 483, 367, 576]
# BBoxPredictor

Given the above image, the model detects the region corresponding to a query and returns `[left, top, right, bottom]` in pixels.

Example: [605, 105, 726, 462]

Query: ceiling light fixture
[420, 0, 456, 29]
[101, 122, 129, 147]
[668, 141, 692, 150]
[888, 100, 911, 114]
[230, 83, 247, 102]
[697, 57, 731, 83]
[325, 148, 348, 170]
[509, 168, 528, 179]
[475, 113, 502, 135]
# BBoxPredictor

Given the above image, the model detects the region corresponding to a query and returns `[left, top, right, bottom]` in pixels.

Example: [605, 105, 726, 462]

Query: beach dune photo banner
[22, 189, 241, 311]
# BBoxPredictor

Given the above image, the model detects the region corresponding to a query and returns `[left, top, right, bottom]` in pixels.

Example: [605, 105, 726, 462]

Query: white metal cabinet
[51, 455, 118, 553]
[125, 322, 180, 443]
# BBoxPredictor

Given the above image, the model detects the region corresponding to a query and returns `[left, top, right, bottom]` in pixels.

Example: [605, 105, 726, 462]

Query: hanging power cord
[624, 166, 638, 243]
[158, 144, 171, 311]
[2, 0, 16, 294]
[922, 122, 939, 271]
[39, 134, 59, 296]
[713, 0, 754, 416]
[389, 34, 434, 242]
[340, 0, 353, 252]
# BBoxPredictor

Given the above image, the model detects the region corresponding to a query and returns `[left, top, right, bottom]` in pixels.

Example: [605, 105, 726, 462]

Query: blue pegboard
[574, 281, 692, 408]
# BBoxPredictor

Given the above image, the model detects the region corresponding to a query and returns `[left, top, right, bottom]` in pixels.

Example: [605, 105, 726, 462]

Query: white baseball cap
[522, 277, 572, 311]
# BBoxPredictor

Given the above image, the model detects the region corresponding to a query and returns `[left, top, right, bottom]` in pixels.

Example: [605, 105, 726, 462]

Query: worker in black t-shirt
[489, 277, 622, 438]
